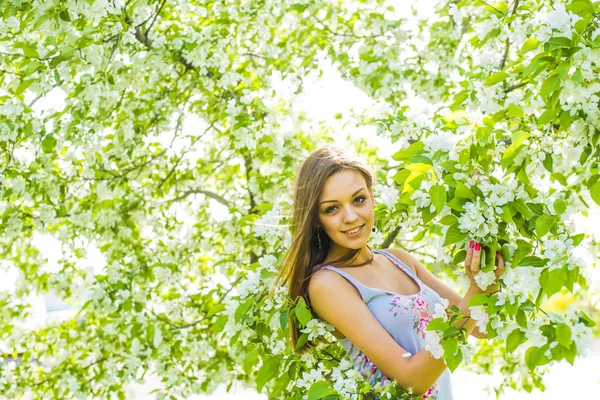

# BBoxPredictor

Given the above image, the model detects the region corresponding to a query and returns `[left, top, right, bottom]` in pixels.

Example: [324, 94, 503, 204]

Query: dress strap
[321, 265, 378, 303]
[374, 249, 420, 281]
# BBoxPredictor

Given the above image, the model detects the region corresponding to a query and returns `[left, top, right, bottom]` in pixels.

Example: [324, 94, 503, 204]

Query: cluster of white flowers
[541, 235, 582, 271]
[296, 368, 324, 390]
[474, 84, 505, 114]
[497, 265, 541, 306]
[424, 330, 444, 359]
[0, 98, 24, 119]
[474, 270, 496, 292]
[300, 319, 335, 341]
[261, 331, 288, 355]
[410, 180, 434, 211]
[253, 205, 287, 246]
[534, 3, 581, 43]
[374, 183, 399, 209]
[474, 14, 500, 41]
[469, 305, 489, 334]
[368, 227, 384, 248]
[330, 359, 361, 399]
[457, 199, 499, 240]
[432, 297, 450, 320]
[236, 270, 261, 299]
[422, 130, 463, 157]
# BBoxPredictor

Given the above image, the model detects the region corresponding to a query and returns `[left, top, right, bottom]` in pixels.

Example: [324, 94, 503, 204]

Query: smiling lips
[342, 224, 365, 235]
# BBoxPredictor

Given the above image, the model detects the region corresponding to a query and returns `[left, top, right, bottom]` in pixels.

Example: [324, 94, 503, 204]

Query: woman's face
[317, 169, 375, 253]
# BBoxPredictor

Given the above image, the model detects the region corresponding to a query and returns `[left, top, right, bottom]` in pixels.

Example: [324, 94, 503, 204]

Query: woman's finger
[465, 240, 474, 268]
[471, 242, 481, 273]
[495, 252, 505, 279]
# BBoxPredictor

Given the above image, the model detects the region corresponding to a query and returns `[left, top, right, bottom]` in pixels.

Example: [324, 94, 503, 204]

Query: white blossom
[432, 297, 449, 320]
[424, 330, 444, 359]
[469, 305, 489, 334]
[474, 270, 496, 292]
[296, 369, 323, 390]
[300, 319, 334, 341]
[374, 183, 399, 209]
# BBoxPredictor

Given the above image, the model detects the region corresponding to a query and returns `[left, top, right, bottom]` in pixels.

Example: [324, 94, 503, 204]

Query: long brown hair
[274, 145, 376, 353]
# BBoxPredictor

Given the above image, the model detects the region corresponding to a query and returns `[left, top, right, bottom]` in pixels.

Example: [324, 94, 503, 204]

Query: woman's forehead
[320, 170, 366, 198]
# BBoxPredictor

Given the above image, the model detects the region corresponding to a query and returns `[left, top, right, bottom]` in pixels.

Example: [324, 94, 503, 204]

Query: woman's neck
[325, 245, 373, 267]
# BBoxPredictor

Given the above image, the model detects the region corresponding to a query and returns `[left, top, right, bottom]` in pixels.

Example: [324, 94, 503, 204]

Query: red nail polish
[469, 240, 474, 248]
[475, 243, 481, 251]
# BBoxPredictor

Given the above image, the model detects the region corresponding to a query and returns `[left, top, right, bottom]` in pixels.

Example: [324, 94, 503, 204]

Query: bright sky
[3, 43, 600, 400]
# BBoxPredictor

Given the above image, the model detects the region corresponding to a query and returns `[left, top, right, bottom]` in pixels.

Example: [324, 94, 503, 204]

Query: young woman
[277, 146, 505, 399]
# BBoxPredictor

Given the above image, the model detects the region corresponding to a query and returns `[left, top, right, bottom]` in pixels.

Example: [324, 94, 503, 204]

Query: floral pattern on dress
[388, 290, 433, 339]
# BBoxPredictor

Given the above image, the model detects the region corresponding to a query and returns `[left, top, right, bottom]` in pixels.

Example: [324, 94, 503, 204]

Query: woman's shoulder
[377, 247, 418, 274]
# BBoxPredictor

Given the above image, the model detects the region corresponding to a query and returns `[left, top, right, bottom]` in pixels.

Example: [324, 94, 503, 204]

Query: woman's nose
[342, 206, 358, 222]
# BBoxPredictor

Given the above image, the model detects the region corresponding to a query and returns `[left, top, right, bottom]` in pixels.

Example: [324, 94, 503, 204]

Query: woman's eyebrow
[320, 188, 365, 205]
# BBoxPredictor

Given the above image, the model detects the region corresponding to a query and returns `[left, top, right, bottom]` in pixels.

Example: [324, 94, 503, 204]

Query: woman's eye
[324, 196, 366, 214]
[355, 196, 366, 204]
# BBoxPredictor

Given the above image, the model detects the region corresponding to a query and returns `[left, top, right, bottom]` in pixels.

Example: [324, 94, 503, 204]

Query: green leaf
[439, 214, 458, 226]
[556, 323, 572, 348]
[308, 381, 336, 400]
[295, 298, 313, 327]
[578, 311, 596, 327]
[520, 37, 540, 54]
[535, 214, 556, 238]
[279, 309, 289, 332]
[455, 182, 474, 200]
[553, 198, 567, 215]
[429, 185, 446, 213]
[503, 131, 530, 161]
[516, 309, 528, 329]
[445, 345, 463, 372]
[557, 61, 570, 80]
[540, 267, 567, 297]
[15, 79, 34, 95]
[207, 303, 226, 318]
[447, 197, 467, 212]
[506, 329, 525, 352]
[392, 142, 425, 161]
[512, 199, 532, 219]
[525, 345, 551, 371]
[235, 297, 255, 323]
[484, 71, 509, 86]
[518, 256, 547, 268]
[14, 42, 39, 58]
[59, 10, 71, 22]
[443, 223, 468, 246]
[41, 135, 57, 153]
[506, 103, 524, 118]
[426, 318, 449, 331]
[498, 205, 513, 223]
[392, 169, 411, 186]
[243, 346, 260, 375]
[571, 233, 585, 246]
[211, 315, 228, 334]
[541, 76, 560, 101]
[295, 332, 309, 351]
[542, 152, 553, 172]
[256, 356, 280, 392]
[467, 294, 489, 307]
[589, 181, 600, 206]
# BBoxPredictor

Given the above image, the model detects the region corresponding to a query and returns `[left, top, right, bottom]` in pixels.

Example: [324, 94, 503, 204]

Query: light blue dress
[321, 249, 453, 400]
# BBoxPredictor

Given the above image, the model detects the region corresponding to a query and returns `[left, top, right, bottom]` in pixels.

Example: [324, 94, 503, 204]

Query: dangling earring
[372, 227, 376, 232]
[317, 227, 322, 251]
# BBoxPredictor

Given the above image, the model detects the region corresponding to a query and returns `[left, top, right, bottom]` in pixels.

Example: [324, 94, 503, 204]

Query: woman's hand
[464, 240, 505, 295]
